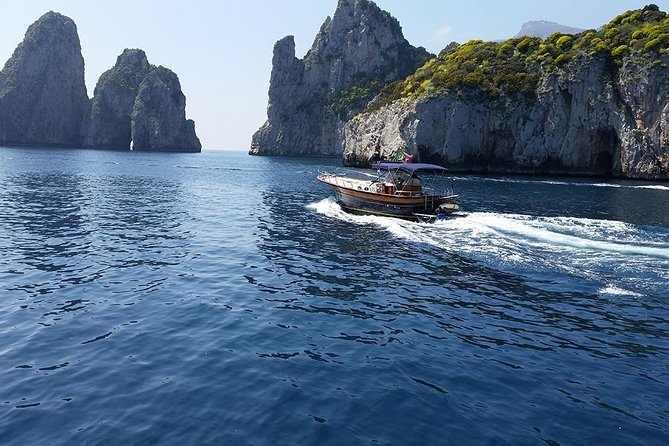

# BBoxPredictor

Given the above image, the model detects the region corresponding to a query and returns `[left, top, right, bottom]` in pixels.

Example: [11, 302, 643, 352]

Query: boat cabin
[378, 169, 422, 196]
[372, 162, 449, 197]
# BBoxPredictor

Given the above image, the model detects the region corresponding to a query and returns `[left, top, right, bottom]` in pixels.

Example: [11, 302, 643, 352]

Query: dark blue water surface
[1, 148, 668, 445]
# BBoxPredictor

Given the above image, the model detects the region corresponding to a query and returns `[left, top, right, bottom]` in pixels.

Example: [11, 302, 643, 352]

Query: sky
[1, 0, 667, 150]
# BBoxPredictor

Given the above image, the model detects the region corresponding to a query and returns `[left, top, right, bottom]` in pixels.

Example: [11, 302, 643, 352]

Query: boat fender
[436, 213, 447, 220]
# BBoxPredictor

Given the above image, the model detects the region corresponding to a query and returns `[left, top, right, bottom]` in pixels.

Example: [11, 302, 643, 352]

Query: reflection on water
[453, 174, 669, 226]
[1, 149, 668, 446]
[248, 170, 669, 444]
[0, 159, 192, 336]
[251, 187, 669, 431]
[255, 192, 668, 361]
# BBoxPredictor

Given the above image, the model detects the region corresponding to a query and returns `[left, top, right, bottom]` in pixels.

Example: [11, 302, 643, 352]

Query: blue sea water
[0, 147, 668, 445]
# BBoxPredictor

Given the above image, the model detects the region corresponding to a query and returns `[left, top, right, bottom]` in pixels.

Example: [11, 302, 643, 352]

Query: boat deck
[318, 172, 430, 198]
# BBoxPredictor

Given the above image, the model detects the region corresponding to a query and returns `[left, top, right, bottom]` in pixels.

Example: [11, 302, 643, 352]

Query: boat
[317, 162, 460, 221]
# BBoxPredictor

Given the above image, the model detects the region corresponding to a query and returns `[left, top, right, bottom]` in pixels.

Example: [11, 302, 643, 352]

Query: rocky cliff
[0, 13, 200, 152]
[250, 0, 431, 157]
[130, 66, 201, 152]
[84, 49, 151, 149]
[344, 5, 669, 179]
[84, 49, 201, 152]
[0, 11, 89, 146]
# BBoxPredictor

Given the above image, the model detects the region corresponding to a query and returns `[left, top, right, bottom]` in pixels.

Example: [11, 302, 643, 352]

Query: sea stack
[84, 49, 201, 152]
[130, 66, 201, 152]
[250, 0, 432, 157]
[0, 12, 201, 152]
[0, 11, 89, 147]
[84, 49, 152, 149]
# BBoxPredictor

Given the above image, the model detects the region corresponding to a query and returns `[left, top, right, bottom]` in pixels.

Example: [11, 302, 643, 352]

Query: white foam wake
[308, 198, 669, 297]
[598, 285, 644, 298]
[454, 176, 669, 192]
[456, 213, 669, 259]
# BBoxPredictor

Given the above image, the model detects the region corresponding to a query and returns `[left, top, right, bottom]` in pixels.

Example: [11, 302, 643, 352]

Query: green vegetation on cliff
[367, 4, 668, 111]
[330, 77, 382, 118]
[328, 47, 433, 119]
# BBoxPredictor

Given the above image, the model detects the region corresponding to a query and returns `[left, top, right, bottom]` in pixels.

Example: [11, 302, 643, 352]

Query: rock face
[0, 11, 89, 146]
[0, 13, 200, 152]
[250, 0, 431, 156]
[343, 55, 669, 179]
[84, 49, 201, 152]
[84, 49, 151, 149]
[515, 21, 584, 39]
[130, 66, 201, 151]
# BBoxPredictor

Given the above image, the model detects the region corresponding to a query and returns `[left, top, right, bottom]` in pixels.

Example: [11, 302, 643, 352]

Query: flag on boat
[394, 148, 413, 163]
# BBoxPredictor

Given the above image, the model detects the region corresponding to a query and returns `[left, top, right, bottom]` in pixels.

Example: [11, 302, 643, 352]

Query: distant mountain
[515, 20, 584, 38]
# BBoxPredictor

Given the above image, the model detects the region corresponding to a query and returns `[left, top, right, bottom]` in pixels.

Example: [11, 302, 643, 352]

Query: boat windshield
[373, 162, 455, 196]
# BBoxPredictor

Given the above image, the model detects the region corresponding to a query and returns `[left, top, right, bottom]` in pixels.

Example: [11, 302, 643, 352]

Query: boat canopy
[372, 162, 447, 174]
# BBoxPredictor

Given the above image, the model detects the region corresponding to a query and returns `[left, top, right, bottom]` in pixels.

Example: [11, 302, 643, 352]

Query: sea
[0, 147, 667, 445]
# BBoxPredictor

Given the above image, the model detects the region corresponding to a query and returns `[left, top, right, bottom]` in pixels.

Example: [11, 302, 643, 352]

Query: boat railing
[319, 171, 453, 199]
[319, 171, 369, 191]
[332, 176, 357, 190]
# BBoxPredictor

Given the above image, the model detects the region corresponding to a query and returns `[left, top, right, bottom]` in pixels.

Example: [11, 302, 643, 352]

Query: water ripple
[0, 149, 668, 445]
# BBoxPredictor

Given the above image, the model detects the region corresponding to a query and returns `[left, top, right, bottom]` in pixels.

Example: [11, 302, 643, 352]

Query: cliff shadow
[591, 126, 619, 176]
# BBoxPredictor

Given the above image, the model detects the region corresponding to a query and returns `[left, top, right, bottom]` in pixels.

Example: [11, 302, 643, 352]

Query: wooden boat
[317, 162, 459, 221]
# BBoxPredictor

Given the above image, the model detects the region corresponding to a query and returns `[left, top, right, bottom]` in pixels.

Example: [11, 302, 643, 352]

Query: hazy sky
[1, 1, 666, 150]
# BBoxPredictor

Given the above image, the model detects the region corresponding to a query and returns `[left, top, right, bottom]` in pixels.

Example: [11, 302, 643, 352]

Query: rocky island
[254, 2, 669, 180]
[0, 11, 200, 152]
[84, 49, 201, 151]
[0, 12, 88, 147]
[250, 0, 431, 157]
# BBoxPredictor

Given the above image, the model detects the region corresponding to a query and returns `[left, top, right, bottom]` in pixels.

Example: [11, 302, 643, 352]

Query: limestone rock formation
[0, 11, 89, 146]
[131, 66, 201, 152]
[343, 55, 669, 179]
[84, 49, 151, 149]
[250, 0, 432, 157]
[85, 49, 201, 152]
[343, 5, 669, 180]
[0, 12, 200, 152]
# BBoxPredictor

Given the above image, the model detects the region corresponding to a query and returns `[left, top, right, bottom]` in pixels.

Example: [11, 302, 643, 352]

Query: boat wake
[308, 198, 669, 298]
[453, 176, 669, 191]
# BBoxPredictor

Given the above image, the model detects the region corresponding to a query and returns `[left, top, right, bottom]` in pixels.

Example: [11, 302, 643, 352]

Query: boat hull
[319, 177, 458, 221]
